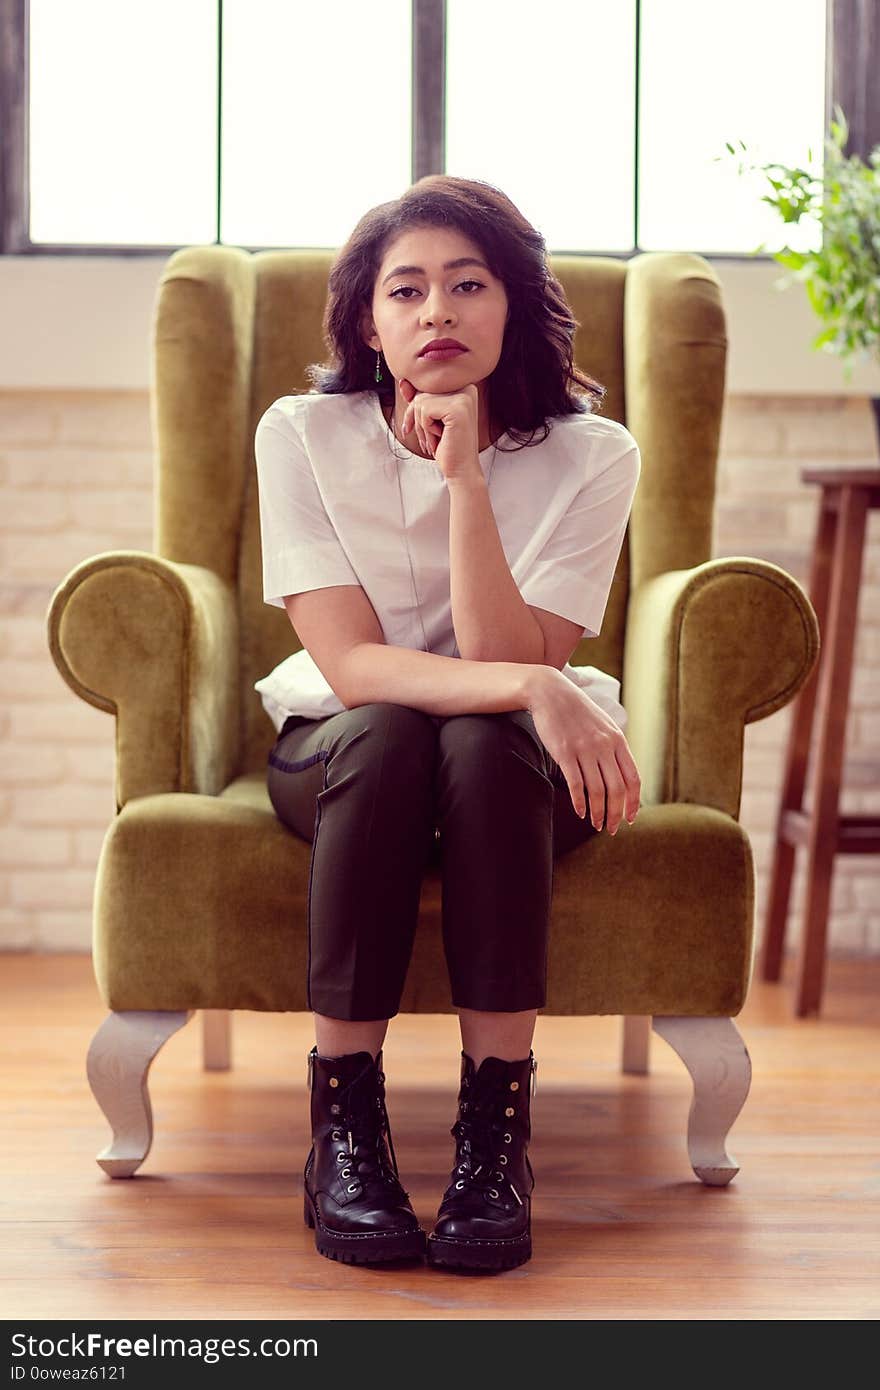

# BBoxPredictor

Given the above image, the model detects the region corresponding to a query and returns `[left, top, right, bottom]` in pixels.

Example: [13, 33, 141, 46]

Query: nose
[421, 290, 455, 327]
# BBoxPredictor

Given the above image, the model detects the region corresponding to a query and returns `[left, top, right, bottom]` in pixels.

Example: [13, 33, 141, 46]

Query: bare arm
[284, 584, 538, 717]
[447, 474, 545, 664]
[342, 642, 536, 717]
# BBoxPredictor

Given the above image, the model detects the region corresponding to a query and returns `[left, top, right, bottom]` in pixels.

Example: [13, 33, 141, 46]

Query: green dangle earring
[375, 349, 383, 383]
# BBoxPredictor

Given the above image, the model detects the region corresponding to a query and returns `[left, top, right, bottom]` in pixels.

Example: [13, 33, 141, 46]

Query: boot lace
[331, 1063, 407, 1200]
[447, 1093, 523, 1207]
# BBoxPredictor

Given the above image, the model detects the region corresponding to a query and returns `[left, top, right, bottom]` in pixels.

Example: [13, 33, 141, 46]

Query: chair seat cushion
[93, 780, 752, 1017]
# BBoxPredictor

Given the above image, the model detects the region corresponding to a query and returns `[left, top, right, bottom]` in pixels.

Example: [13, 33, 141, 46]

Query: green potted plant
[718, 103, 880, 442]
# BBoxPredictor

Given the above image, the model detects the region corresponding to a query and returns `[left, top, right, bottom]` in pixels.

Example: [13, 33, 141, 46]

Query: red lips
[418, 338, 466, 355]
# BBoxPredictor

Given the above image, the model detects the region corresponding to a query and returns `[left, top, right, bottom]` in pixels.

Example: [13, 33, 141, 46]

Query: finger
[613, 742, 642, 822]
[563, 767, 587, 822]
[580, 763, 606, 830]
[598, 748, 636, 835]
[561, 755, 597, 826]
[420, 415, 436, 456]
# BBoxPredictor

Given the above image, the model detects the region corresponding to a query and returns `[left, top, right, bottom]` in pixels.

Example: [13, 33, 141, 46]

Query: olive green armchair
[46, 245, 819, 1187]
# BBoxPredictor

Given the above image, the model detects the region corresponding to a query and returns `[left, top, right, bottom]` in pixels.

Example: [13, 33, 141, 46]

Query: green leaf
[812, 326, 838, 347]
[719, 106, 880, 367]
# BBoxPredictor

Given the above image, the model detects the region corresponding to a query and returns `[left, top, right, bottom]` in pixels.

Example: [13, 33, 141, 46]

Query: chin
[414, 363, 477, 385]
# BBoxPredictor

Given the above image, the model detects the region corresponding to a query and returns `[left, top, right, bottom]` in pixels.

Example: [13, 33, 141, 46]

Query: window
[0, 0, 862, 258]
[28, 0, 218, 247]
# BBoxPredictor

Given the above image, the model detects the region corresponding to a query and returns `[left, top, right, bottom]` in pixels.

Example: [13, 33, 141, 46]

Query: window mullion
[1, 0, 29, 253]
[827, 0, 880, 159]
[412, 0, 445, 181]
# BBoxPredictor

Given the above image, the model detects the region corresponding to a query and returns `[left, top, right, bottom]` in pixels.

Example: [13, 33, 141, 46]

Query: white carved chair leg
[202, 1009, 232, 1071]
[621, 1015, 651, 1074]
[651, 1016, 752, 1186]
[86, 1009, 194, 1178]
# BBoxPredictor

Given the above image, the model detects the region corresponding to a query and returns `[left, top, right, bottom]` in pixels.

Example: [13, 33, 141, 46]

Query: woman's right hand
[525, 667, 641, 834]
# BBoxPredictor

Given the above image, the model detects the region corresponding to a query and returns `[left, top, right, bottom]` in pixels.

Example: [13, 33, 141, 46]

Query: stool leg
[795, 483, 869, 1017]
[760, 497, 836, 981]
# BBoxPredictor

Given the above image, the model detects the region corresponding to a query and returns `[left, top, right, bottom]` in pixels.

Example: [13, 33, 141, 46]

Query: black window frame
[0, 0, 872, 260]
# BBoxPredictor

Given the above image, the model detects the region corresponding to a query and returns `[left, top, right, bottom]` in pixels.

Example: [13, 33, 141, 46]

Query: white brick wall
[718, 394, 880, 961]
[0, 390, 150, 953]
[1, 389, 878, 958]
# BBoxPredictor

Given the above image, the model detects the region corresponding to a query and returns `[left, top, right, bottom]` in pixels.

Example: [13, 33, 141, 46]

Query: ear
[358, 306, 379, 353]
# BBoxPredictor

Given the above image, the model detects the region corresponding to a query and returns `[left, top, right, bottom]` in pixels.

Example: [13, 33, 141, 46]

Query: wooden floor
[1, 953, 878, 1321]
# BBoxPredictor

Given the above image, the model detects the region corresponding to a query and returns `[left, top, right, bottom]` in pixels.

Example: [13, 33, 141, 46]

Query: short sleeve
[255, 406, 361, 608]
[519, 427, 641, 638]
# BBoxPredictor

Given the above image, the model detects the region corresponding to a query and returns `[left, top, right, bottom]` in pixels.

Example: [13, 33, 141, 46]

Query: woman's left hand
[398, 378, 483, 484]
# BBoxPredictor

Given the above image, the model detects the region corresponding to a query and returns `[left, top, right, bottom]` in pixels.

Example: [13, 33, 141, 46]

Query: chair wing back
[151, 246, 726, 777]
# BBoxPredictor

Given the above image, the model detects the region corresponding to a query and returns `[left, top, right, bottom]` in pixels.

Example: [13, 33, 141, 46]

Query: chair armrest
[46, 550, 239, 808]
[622, 556, 820, 818]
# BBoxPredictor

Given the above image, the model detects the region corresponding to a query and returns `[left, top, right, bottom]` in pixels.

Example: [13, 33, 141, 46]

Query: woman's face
[363, 224, 509, 395]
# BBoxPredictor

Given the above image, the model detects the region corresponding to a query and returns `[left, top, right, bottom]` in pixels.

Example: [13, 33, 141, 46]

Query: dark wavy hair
[304, 174, 606, 450]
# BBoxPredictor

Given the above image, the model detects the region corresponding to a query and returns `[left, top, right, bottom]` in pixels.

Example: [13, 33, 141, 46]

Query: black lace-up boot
[426, 1050, 537, 1271]
[303, 1046, 426, 1264]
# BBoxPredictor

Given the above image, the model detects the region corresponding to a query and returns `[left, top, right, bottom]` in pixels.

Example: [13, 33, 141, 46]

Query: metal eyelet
[489, 1188, 499, 1199]
[331, 1130, 341, 1140]
[505, 1106, 515, 1117]
[330, 1103, 341, 1115]
[503, 1133, 512, 1143]
[498, 1154, 508, 1164]
[458, 1164, 466, 1173]
[336, 1153, 346, 1163]
[329, 1077, 339, 1088]
[340, 1168, 351, 1178]
[455, 1179, 465, 1189]
[510, 1081, 519, 1091]
[346, 1183, 359, 1193]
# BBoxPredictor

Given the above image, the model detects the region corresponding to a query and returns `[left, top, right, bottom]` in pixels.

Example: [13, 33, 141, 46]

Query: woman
[254, 175, 642, 1272]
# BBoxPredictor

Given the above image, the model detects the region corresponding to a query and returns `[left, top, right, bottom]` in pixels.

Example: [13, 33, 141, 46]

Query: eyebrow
[381, 257, 490, 286]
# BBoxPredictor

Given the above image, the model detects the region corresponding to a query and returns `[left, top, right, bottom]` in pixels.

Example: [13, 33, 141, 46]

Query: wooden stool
[759, 464, 880, 1017]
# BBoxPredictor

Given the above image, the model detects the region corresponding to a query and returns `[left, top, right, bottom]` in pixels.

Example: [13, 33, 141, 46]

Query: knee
[345, 702, 438, 760]
[439, 709, 543, 763]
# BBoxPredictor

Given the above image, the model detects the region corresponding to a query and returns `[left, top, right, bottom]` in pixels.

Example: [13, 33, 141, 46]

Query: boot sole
[426, 1231, 532, 1271]
[304, 1189, 427, 1265]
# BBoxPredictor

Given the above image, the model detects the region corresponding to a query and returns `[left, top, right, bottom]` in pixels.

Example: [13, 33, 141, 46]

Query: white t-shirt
[254, 389, 641, 733]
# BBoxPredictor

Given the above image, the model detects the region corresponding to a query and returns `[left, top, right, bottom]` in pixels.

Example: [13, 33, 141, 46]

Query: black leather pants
[266, 702, 599, 1021]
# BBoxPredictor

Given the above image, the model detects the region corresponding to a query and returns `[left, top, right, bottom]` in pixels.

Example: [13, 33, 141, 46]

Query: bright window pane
[639, 0, 827, 253]
[28, 0, 218, 246]
[221, 0, 412, 248]
[446, 0, 636, 252]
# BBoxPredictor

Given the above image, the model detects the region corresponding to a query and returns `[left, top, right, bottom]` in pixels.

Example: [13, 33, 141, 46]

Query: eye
[389, 279, 484, 299]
